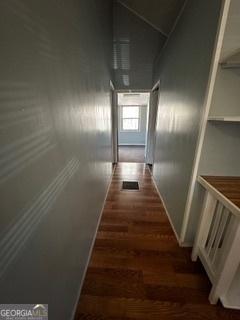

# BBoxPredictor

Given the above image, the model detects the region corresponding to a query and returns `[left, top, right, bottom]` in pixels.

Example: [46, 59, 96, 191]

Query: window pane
[122, 106, 139, 118]
[123, 119, 139, 130]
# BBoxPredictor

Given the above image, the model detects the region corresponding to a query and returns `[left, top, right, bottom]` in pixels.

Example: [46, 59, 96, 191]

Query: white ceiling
[118, 92, 150, 106]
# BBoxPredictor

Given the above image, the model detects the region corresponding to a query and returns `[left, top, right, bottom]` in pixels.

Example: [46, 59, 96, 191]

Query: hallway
[1, 0, 240, 316]
[118, 146, 145, 163]
[75, 163, 239, 319]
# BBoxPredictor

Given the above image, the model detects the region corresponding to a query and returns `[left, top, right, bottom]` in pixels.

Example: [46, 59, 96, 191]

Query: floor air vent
[122, 181, 139, 190]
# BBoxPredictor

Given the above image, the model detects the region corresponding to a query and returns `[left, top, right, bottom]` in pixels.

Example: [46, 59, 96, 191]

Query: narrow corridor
[75, 163, 239, 319]
[1, 1, 240, 316]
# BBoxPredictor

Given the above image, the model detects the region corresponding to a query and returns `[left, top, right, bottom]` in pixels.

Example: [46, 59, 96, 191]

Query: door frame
[145, 80, 160, 167]
[110, 81, 118, 163]
[114, 90, 151, 163]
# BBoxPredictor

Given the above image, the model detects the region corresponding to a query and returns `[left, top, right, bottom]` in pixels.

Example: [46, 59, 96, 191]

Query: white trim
[148, 166, 192, 247]
[198, 176, 240, 218]
[208, 116, 240, 122]
[198, 248, 215, 283]
[117, 0, 168, 37]
[180, 0, 231, 243]
[152, 79, 160, 92]
[180, 241, 193, 247]
[119, 143, 145, 146]
[145, 79, 160, 165]
[70, 165, 116, 320]
[191, 191, 217, 262]
[118, 104, 147, 107]
[152, 79, 160, 166]
[110, 80, 115, 90]
[221, 296, 240, 310]
[115, 89, 151, 93]
[209, 220, 240, 306]
[112, 91, 118, 163]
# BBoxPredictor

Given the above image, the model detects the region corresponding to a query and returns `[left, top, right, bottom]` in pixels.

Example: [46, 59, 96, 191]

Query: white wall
[0, 0, 112, 318]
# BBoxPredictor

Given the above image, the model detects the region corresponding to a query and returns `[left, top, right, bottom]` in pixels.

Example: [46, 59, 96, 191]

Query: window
[121, 106, 140, 131]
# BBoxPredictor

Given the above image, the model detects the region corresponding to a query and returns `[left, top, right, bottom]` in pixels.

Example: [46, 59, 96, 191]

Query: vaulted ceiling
[118, 0, 186, 37]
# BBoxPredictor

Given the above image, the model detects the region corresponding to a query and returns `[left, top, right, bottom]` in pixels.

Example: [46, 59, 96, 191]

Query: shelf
[220, 51, 240, 69]
[208, 116, 240, 122]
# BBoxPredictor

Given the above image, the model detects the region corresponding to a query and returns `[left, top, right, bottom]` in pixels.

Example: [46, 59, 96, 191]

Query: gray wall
[152, 0, 222, 237]
[200, 123, 240, 177]
[113, 1, 165, 90]
[185, 122, 240, 241]
[0, 0, 112, 318]
[185, 0, 240, 243]
[118, 105, 147, 145]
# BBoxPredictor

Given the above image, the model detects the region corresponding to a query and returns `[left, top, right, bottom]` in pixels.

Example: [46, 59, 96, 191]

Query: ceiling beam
[117, 0, 168, 38]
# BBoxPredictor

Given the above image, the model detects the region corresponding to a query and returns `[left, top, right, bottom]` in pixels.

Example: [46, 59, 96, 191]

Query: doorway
[117, 92, 150, 163]
[145, 81, 160, 170]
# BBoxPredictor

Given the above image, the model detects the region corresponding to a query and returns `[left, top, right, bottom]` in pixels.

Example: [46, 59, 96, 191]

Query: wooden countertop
[198, 176, 240, 216]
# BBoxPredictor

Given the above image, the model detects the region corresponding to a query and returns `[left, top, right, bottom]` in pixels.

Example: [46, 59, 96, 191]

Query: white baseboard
[180, 241, 193, 247]
[149, 169, 192, 248]
[119, 144, 145, 146]
[71, 164, 116, 320]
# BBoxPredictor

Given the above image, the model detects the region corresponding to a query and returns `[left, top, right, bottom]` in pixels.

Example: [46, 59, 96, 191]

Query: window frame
[120, 105, 141, 132]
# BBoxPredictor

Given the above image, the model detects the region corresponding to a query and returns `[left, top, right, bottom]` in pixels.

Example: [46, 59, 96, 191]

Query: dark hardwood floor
[75, 163, 240, 319]
[118, 146, 145, 163]
[201, 175, 240, 209]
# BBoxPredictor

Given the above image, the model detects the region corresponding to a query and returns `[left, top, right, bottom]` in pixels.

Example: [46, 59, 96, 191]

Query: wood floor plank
[75, 163, 240, 319]
[201, 176, 240, 209]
